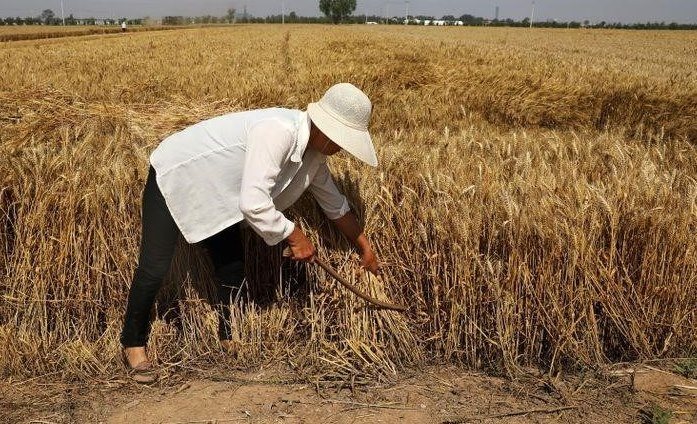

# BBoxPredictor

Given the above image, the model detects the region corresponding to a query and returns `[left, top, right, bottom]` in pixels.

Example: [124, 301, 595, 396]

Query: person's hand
[285, 226, 315, 262]
[360, 247, 381, 276]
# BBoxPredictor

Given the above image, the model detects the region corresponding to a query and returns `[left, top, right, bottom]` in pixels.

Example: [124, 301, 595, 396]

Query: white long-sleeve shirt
[149, 108, 350, 245]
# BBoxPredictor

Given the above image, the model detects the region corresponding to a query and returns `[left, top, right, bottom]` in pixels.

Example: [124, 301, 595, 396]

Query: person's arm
[239, 120, 315, 262]
[330, 212, 380, 275]
[308, 162, 380, 275]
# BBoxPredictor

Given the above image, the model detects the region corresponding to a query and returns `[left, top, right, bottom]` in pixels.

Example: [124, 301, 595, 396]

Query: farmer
[120, 83, 380, 383]
[121, 21, 127, 32]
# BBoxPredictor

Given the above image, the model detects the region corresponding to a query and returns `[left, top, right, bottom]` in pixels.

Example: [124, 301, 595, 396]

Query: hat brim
[307, 102, 377, 167]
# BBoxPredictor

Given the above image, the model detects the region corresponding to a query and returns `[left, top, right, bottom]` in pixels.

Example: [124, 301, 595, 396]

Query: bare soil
[3, 364, 696, 423]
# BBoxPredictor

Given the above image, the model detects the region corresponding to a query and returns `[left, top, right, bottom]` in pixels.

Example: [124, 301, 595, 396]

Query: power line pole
[281, 0, 285, 24]
[61, 0, 65, 25]
[405, 1, 409, 24]
[530, 1, 535, 28]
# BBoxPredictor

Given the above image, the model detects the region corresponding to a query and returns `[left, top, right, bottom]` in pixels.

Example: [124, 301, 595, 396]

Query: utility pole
[383, 1, 409, 25]
[281, 0, 284, 24]
[530, 1, 535, 28]
[61, 0, 65, 25]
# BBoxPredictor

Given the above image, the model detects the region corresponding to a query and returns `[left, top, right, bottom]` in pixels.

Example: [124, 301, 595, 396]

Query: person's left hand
[360, 248, 381, 276]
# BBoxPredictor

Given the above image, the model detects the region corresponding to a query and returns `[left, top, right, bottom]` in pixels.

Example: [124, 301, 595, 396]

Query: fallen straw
[283, 248, 407, 312]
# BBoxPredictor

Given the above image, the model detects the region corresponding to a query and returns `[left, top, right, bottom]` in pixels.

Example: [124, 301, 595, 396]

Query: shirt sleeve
[239, 120, 296, 246]
[308, 162, 351, 220]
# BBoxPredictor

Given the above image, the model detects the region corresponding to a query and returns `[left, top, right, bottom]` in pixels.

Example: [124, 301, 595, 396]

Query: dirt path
[4, 365, 696, 423]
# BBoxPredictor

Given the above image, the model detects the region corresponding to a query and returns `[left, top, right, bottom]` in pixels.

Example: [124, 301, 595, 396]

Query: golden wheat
[0, 25, 200, 42]
[0, 25, 695, 383]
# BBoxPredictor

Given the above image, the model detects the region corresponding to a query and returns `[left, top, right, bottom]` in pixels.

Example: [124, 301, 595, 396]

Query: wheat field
[0, 25, 186, 42]
[0, 25, 695, 383]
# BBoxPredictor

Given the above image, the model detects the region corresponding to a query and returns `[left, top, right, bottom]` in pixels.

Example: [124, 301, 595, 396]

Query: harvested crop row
[0, 25, 220, 42]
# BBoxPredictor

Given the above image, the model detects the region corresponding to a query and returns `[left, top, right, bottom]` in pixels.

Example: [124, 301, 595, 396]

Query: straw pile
[1, 25, 695, 382]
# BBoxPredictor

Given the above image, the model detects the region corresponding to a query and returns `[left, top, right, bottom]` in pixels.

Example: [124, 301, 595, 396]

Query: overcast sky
[1, 0, 696, 24]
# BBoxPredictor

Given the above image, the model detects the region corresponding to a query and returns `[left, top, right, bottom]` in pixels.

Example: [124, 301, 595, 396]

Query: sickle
[283, 248, 407, 312]
[313, 257, 408, 312]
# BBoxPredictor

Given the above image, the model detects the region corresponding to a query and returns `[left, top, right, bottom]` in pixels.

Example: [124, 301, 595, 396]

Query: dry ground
[3, 364, 696, 424]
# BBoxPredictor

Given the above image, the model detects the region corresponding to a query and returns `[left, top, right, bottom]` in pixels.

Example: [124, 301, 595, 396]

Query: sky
[0, 0, 696, 24]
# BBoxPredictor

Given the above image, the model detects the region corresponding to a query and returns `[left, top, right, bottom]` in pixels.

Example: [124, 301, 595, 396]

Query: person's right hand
[285, 225, 315, 262]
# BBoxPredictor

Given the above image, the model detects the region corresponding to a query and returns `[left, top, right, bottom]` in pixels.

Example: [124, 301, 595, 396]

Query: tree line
[0, 9, 142, 26]
[1, 6, 695, 30]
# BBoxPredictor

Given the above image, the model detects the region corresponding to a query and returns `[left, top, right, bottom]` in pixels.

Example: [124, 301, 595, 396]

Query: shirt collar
[290, 111, 311, 163]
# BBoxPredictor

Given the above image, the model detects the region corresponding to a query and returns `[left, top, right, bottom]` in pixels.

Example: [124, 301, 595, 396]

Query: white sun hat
[307, 83, 378, 167]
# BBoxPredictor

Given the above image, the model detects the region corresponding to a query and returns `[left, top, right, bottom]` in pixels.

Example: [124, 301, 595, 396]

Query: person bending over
[120, 83, 380, 383]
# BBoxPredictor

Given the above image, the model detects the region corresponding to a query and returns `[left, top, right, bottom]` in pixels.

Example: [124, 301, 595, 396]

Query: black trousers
[120, 166, 244, 347]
